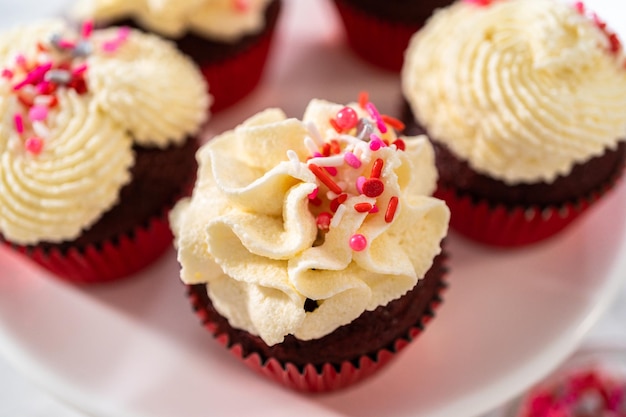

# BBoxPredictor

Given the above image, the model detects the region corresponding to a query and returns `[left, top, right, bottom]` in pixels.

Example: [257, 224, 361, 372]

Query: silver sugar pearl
[44, 69, 71, 84]
[356, 118, 374, 141]
[72, 40, 93, 57]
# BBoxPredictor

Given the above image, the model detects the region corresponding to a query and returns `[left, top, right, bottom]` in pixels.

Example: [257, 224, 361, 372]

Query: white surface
[1, 1, 626, 417]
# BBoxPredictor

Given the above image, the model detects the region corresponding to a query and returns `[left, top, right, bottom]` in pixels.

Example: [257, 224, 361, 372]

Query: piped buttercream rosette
[0, 20, 209, 246]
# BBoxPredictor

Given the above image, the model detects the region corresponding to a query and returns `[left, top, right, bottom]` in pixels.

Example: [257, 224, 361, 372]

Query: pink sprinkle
[1, 69, 13, 79]
[369, 205, 379, 214]
[36, 82, 52, 94]
[349, 234, 368, 251]
[102, 41, 120, 53]
[72, 63, 88, 76]
[13, 114, 24, 134]
[574, 1, 585, 14]
[29, 105, 48, 122]
[463, 0, 493, 5]
[81, 20, 94, 38]
[15, 54, 27, 68]
[356, 176, 366, 194]
[365, 102, 387, 134]
[344, 151, 362, 168]
[58, 39, 76, 49]
[324, 166, 338, 176]
[369, 134, 386, 151]
[308, 187, 319, 200]
[335, 107, 358, 130]
[25, 137, 43, 154]
[117, 27, 131, 42]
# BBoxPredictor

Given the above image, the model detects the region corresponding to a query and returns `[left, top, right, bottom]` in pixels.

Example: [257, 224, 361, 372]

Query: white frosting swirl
[72, 0, 275, 41]
[402, 0, 626, 184]
[0, 20, 209, 244]
[171, 100, 449, 345]
[88, 28, 210, 147]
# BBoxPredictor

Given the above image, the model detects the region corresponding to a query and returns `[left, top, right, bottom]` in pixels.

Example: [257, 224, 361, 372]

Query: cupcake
[401, 0, 626, 247]
[71, 0, 281, 112]
[332, 0, 454, 72]
[170, 96, 450, 392]
[0, 20, 209, 283]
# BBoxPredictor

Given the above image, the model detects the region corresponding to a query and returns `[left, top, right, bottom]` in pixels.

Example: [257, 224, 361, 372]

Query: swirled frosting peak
[72, 0, 275, 41]
[402, 0, 626, 184]
[0, 20, 209, 245]
[171, 98, 449, 345]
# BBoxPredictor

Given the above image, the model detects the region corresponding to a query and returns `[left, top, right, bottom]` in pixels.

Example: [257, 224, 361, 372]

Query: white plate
[1, 1, 626, 417]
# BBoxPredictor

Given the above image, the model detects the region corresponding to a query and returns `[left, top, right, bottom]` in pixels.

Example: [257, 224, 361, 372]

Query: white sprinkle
[305, 121, 324, 145]
[307, 154, 344, 167]
[330, 204, 346, 229]
[286, 150, 301, 175]
[338, 134, 364, 147]
[304, 136, 318, 155]
[32, 121, 50, 139]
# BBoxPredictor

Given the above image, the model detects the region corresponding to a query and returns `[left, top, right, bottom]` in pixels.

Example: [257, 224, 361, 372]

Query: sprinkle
[344, 151, 362, 168]
[15, 54, 27, 68]
[349, 234, 367, 251]
[370, 158, 384, 179]
[335, 106, 358, 130]
[393, 138, 406, 151]
[305, 122, 324, 145]
[365, 102, 387, 133]
[354, 202, 373, 213]
[304, 136, 318, 155]
[355, 118, 374, 141]
[463, 0, 493, 5]
[316, 212, 332, 231]
[358, 91, 369, 109]
[309, 163, 343, 194]
[44, 69, 71, 84]
[330, 193, 348, 212]
[286, 149, 302, 174]
[307, 187, 319, 200]
[369, 205, 379, 214]
[81, 20, 94, 38]
[356, 176, 366, 194]
[25, 137, 43, 154]
[58, 39, 76, 50]
[72, 41, 93, 57]
[32, 121, 50, 138]
[385, 197, 399, 223]
[369, 134, 386, 151]
[13, 113, 24, 133]
[233, 0, 250, 12]
[330, 204, 346, 228]
[574, 1, 585, 14]
[381, 115, 405, 132]
[329, 118, 342, 133]
[309, 154, 344, 167]
[309, 196, 323, 206]
[28, 105, 48, 122]
[1, 69, 13, 79]
[324, 166, 338, 176]
[17, 90, 34, 107]
[362, 178, 384, 198]
[330, 139, 341, 154]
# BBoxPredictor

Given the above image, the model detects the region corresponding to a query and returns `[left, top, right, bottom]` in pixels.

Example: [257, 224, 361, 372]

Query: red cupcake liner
[196, 19, 278, 113]
[187, 279, 447, 393]
[4, 209, 174, 284]
[333, 0, 422, 72]
[434, 177, 622, 247]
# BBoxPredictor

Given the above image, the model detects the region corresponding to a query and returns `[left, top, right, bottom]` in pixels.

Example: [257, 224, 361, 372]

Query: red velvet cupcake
[0, 20, 209, 283]
[401, 0, 626, 247]
[71, 0, 281, 112]
[170, 97, 450, 392]
[333, 0, 454, 72]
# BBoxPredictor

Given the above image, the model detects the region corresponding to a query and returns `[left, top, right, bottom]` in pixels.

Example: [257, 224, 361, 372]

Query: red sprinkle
[349, 234, 368, 251]
[354, 202, 373, 213]
[385, 196, 399, 223]
[362, 178, 384, 198]
[321, 143, 331, 157]
[316, 212, 332, 231]
[330, 193, 348, 212]
[393, 138, 406, 151]
[370, 158, 384, 179]
[309, 163, 343, 194]
[330, 139, 341, 155]
[329, 118, 342, 133]
[381, 114, 405, 132]
[25, 137, 43, 154]
[358, 91, 369, 109]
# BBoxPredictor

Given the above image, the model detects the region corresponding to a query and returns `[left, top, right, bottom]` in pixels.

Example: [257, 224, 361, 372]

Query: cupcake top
[402, 0, 626, 184]
[72, 0, 275, 41]
[170, 97, 450, 346]
[0, 20, 209, 245]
